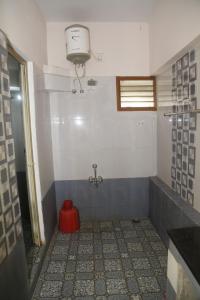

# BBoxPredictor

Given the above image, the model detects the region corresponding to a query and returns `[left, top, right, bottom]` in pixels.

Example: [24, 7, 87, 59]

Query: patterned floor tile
[76, 260, 94, 272]
[103, 243, 118, 254]
[74, 280, 95, 296]
[137, 276, 160, 293]
[33, 219, 167, 300]
[158, 256, 167, 268]
[76, 272, 94, 280]
[78, 244, 93, 254]
[127, 242, 143, 252]
[56, 232, 71, 241]
[102, 232, 115, 240]
[47, 261, 66, 273]
[123, 231, 137, 239]
[65, 272, 75, 280]
[150, 242, 166, 252]
[106, 279, 128, 295]
[51, 245, 68, 256]
[104, 259, 122, 271]
[80, 233, 93, 240]
[105, 271, 124, 279]
[132, 258, 150, 270]
[40, 281, 63, 297]
[127, 277, 140, 294]
[95, 279, 106, 295]
[62, 280, 73, 296]
[100, 221, 113, 231]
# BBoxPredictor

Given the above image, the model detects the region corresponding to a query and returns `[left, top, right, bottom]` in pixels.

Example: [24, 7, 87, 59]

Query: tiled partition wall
[0, 30, 28, 299]
[156, 35, 200, 213]
[150, 35, 200, 245]
[50, 76, 157, 220]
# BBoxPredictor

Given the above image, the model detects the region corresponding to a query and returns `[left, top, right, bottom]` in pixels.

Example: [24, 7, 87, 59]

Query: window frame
[116, 76, 157, 111]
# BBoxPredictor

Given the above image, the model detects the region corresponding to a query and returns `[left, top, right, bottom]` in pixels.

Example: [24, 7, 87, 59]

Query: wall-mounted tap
[88, 163, 103, 188]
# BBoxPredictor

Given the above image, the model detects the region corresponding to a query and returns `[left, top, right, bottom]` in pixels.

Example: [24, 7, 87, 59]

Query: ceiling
[35, 0, 156, 22]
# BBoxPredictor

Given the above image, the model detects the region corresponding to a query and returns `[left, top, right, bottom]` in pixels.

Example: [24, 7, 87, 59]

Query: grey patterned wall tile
[0, 30, 22, 265]
[190, 50, 195, 62]
[176, 155, 182, 170]
[187, 191, 194, 206]
[6, 139, 15, 161]
[172, 156, 176, 166]
[189, 132, 195, 144]
[188, 146, 195, 160]
[188, 178, 193, 190]
[189, 113, 197, 130]
[183, 84, 189, 99]
[190, 97, 197, 110]
[0, 240, 7, 264]
[171, 48, 197, 208]
[172, 116, 177, 127]
[177, 143, 182, 155]
[183, 69, 189, 84]
[6, 226, 16, 255]
[183, 130, 189, 144]
[171, 167, 176, 180]
[182, 173, 187, 188]
[0, 141, 6, 164]
[4, 208, 13, 232]
[189, 63, 197, 81]
[183, 114, 189, 128]
[181, 187, 187, 201]
[182, 53, 189, 69]
[15, 219, 22, 238]
[188, 161, 195, 178]
[176, 182, 181, 195]
[176, 171, 181, 183]
[177, 87, 182, 101]
[190, 83, 195, 96]
[177, 131, 182, 142]
[0, 215, 5, 242]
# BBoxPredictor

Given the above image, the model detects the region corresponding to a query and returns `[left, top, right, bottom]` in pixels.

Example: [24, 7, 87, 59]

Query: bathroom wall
[47, 22, 150, 76]
[156, 36, 200, 213]
[0, 1, 56, 299]
[0, 0, 47, 66]
[149, 0, 200, 73]
[50, 75, 157, 219]
[47, 20, 155, 219]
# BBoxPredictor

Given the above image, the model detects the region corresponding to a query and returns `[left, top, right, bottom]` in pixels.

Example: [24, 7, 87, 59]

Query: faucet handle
[88, 176, 93, 182]
[98, 176, 103, 183]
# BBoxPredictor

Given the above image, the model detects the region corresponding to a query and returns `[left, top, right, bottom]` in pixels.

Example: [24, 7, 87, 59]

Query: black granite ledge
[168, 227, 200, 286]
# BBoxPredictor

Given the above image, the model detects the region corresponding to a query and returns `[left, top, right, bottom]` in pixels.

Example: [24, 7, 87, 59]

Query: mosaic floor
[32, 219, 167, 300]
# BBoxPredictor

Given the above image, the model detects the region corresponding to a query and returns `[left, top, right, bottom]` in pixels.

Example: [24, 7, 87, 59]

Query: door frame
[8, 45, 42, 246]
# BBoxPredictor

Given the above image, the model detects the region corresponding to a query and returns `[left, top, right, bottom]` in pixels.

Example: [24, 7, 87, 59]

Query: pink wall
[47, 22, 150, 76]
[0, 0, 47, 66]
[150, 0, 200, 73]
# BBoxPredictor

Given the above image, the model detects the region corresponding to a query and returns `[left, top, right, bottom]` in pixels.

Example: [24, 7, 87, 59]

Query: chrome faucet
[88, 164, 103, 188]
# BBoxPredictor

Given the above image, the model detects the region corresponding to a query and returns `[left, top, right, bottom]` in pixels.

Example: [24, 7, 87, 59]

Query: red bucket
[59, 206, 80, 233]
[63, 199, 73, 210]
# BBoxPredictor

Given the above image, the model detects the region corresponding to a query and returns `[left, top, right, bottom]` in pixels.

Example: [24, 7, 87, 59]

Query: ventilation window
[116, 76, 157, 111]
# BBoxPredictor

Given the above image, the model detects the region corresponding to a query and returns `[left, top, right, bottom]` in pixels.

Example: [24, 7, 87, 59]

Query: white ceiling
[35, 0, 156, 22]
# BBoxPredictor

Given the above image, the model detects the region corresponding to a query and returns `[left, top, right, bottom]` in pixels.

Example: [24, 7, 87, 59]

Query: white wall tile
[50, 76, 157, 180]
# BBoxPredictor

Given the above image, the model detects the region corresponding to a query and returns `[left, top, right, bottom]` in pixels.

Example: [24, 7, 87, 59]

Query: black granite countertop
[168, 226, 200, 286]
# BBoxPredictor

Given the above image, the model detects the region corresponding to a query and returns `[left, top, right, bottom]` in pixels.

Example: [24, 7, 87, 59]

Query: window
[116, 76, 157, 111]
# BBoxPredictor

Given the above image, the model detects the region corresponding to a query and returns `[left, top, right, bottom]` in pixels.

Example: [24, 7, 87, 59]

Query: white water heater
[65, 24, 91, 65]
